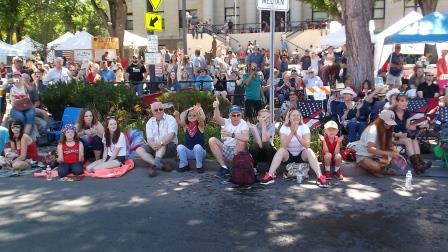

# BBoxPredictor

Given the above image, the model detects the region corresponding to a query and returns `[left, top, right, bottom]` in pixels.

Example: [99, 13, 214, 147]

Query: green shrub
[40, 80, 148, 131]
[157, 90, 231, 119]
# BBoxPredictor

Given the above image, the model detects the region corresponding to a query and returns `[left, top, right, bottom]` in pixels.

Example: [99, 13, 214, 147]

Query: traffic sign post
[256, 0, 289, 123]
[145, 12, 163, 31]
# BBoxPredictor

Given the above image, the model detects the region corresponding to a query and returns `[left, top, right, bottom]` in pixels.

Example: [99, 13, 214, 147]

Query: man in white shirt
[42, 57, 70, 85]
[303, 68, 323, 88]
[209, 98, 249, 179]
[136, 102, 178, 177]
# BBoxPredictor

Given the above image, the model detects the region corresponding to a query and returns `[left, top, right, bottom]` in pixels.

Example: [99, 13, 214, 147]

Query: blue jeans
[133, 83, 143, 96]
[80, 136, 103, 158]
[58, 162, 83, 178]
[11, 107, 35, 125]
[177, 144, 206, 169]
[346, 121, 367, 143]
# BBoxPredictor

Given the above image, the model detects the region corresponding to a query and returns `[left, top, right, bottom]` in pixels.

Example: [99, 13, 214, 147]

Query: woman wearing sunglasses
[6, 120, 38, 170]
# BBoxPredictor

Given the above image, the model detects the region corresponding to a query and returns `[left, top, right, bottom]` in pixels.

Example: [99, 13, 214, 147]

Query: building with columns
[126, 0, 448, 48]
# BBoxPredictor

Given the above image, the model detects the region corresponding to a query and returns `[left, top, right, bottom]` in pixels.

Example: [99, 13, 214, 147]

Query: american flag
[435, 107, 448, 125]
[407, 98, 428, 125]
[54, 50, 74, 60]
[298, 100, 324, 130]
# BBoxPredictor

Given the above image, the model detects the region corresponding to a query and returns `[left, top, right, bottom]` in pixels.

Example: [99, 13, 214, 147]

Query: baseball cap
[379, 110, 397, 126]
[324, 121, 339, 130]
[229, 105, 241, 114]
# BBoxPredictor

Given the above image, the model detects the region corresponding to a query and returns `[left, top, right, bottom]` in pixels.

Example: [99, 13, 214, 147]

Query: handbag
[14, 89, 33, 111]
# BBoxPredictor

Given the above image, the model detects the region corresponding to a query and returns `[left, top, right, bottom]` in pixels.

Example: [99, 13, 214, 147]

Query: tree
[90, 0, 127, 56]
[298, 0, 374, 89]
[416, 0, 438, 15]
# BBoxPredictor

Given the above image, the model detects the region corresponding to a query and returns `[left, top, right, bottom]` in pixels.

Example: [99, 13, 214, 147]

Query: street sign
[145, 12, 163, 31]
[145, 52, 161, 65]
[147, 35, 158, 52]
[257, 0, 289, 11]
[148, 0, 163, 10]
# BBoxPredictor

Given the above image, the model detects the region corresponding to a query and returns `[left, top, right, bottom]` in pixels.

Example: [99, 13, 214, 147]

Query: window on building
[154, 11, 165, 29]
[126, 13, 133, 30]
[179, 9, 198, 28]
[225, 7, 240, 24]
[404, 0, 420, 15]
[372, 0, 385, 19]
[311, 7, 328, 21]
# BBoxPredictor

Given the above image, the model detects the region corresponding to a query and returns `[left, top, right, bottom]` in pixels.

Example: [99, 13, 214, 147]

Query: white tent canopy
[124, 30, 147, 48]
[0, 41, 29, 56]
[54, 31, 93, 50]
[320, 21, 376, 47]
[12, 36, 43, 52]
[47, 32, 75, 49]
[374, 11, 424, 73]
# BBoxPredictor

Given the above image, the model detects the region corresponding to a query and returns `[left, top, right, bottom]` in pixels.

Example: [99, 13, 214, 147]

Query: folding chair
[48, 107, 82, 141]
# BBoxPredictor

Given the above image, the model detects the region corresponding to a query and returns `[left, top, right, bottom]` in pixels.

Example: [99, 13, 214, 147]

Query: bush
[157, 90, 231, 119]
[40, 80, 148, 131]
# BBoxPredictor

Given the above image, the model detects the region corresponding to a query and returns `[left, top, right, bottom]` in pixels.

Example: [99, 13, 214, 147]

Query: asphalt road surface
[1, 164, 447, 252]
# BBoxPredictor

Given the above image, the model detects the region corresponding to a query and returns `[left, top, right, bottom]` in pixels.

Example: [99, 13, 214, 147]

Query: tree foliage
[0, 0, 104, 45]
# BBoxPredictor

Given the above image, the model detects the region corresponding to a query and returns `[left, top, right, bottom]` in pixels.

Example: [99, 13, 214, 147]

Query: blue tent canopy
[384, 12, 448, 44]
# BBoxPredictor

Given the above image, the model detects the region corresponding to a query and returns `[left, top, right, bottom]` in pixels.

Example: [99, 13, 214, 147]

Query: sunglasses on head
[231, 113, 241, 118]
[106, 115, 116, 119]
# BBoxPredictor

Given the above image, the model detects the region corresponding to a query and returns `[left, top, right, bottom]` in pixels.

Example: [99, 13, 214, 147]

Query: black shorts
[106, 155, 126, 164]
[284, 150, 305, 164]
[244, 99, 263, 118]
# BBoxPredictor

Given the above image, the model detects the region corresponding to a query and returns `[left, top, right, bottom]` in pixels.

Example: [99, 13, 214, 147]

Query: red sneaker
[317, 175, 329, 188]
[324, 171, 332, 180]
[261, 172, 275, 185]
[335, 169, 344, 180]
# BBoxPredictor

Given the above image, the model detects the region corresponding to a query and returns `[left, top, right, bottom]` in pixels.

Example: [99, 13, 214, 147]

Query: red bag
[14, 97, 33, 111]
[230, 151, 255, 186]
[341, 147, 356, 162]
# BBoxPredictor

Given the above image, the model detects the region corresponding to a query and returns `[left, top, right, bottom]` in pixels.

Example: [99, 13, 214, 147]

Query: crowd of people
[0, 41, 447, 187]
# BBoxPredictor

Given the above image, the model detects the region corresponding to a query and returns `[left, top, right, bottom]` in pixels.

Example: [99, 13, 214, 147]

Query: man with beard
[125, 55, 147, 96]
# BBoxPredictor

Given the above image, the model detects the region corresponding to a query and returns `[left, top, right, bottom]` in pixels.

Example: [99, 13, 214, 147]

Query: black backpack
[230, 151, 255, 186]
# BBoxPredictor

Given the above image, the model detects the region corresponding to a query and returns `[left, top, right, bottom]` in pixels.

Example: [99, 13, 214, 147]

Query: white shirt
[102, 132, 127, 157]
[406, 89, 417, 98]
[146, 113, 178, 144]
[43, 67, 70, 85]
[355, 125, 378, 157]
[304, 76, 323, 88]
[222, 118, 248, 147]
[279, 124, 310, 156]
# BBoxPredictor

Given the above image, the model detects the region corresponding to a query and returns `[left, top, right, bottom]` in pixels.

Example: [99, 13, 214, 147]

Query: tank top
[17, 141, 39, 161]
[63, 142, 80, 164]
[185, 130, 204, 150]
[324, 135, 339, 155]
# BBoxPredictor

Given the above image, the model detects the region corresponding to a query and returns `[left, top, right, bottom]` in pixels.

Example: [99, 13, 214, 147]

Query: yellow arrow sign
[145, 12, 163, 31]
[148, 0, 163, 10]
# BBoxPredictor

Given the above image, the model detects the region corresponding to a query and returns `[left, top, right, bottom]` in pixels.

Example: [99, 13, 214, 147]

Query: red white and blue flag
[298, 100, 324, 130]
[407, 98, 428, 125]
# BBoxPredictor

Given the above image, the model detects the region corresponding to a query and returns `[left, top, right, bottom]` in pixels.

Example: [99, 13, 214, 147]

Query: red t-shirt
[62, 142, 80, 164]
[437, 57, 448, 78]
[324, 135, 339, 156]
[18, 141, 39, 161]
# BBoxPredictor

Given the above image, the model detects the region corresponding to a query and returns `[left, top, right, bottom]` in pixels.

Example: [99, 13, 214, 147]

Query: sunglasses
[231, 114, 241, 118]
[153, 108, 164, 112]
[11, 125, 21, 129]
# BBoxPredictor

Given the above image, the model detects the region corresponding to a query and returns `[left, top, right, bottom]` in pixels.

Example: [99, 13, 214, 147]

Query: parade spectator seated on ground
[417, 70, 439, 98]
[280, 90, 299, 120]
[100, 61, 115, 83]
[136, 102, 178, 177]
[86, 117, 127, 173]
[354, 110, 400, 178]
[303, 68, 323, 88]
[5, 120, 38, 170]
[209, 101, 249, 179]
[194, 68, 213, 91]
[76, 109, 104, 161]
[391, 93, 431, 174]
[243, 62, 264, 123]
[213, 70, 228, 98]
[10, 72, 36, 135]
[260, 109, 328, 187]
[336, 88, 367, 143]
[173, 104, 206, 173]
[57, 124, 84, 178]
[42, 57, 70, 85]
[386, 44, 405, 86]
[321, 121, 343, 180]
[125, 55, 147, 96]
[276, 71, 296, 104]
[248, 109, 276, 174]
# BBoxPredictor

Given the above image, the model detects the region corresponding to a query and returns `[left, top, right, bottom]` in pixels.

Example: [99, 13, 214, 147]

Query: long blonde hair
[284, 109, 304, 127]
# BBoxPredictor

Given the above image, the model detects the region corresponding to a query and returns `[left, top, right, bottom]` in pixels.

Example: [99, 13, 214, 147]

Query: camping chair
[48, 107, 82, 141]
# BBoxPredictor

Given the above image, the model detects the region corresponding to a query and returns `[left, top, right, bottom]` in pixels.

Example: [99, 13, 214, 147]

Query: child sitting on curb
[57, 124, 84, 178]
[321, 121, 344, 180]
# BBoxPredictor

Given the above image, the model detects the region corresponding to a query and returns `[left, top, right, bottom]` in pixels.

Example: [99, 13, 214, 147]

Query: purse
[14, 88, 33, 111]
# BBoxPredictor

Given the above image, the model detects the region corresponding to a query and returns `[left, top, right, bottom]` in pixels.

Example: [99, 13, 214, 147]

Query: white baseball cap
[379, 110, 397, 126]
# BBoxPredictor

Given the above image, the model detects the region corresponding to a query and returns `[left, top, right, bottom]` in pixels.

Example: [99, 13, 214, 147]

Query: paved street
[1, 163, 448, 252]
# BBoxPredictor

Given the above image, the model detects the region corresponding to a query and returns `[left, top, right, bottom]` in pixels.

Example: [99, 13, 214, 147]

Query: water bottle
[46, 166, 52, 181]
[296, 173, 303, 184]
[405, 170, 412, 190]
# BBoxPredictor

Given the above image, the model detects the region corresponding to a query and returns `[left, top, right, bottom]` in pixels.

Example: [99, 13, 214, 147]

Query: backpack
[230, 151, 255, 186]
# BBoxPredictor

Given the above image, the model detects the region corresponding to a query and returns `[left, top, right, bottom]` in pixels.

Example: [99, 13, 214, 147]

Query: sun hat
[61, 124, 77, 133]
[379, 110, 397, 126]
[229, 105, 241, 114]
[324, 120, 339, 130]
[333, 83, 345, 91]
[385, 88, 400, 101]
[340, 87, 357, 98]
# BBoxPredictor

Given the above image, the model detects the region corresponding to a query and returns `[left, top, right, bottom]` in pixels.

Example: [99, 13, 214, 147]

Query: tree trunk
[341, 0, 374, 91]
[91, 0, 127, 57]
[6, 23, 15, 44]
[417, 0, 438, 15]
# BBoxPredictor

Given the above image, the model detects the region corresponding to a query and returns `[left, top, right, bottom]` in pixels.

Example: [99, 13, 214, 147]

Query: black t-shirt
[393, 110, 411, 133]
[300, 56, 311, 71]
[214, 77, 227, 91]
[125, 63, 146, 82]
[416, 82, 438, 98]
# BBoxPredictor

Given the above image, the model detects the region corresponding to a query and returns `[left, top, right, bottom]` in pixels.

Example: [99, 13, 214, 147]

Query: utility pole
[182, 0, 187, 54]
[146, 0, 156, 93]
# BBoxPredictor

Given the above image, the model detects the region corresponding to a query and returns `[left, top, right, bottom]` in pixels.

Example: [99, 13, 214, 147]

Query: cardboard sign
[92, 37, 119, 49]
[145, 52, 161, 65]
[74, 50, 93, 62]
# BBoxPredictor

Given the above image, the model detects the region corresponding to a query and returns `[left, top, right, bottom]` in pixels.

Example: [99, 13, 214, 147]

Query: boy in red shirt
[322, 121, 344, 180]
